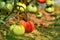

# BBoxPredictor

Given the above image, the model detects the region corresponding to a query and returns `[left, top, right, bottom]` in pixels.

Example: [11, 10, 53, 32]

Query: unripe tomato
[10, 24, 25, 35]
[36, 0, 46, 3]
[36, 12, 43, 18]
[9, 0, 14, 5]
[46, 0, 54, 6]
[0, 1, 5, 9]
[4, 3, 13, 12]
[27, 4, 37, 12]
[0, 15, 6, 20]
[17, 2, 26, 12]
[45, 7, 54, 13]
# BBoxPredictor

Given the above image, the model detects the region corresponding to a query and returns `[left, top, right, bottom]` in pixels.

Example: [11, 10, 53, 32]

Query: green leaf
[6, 35, 17, 40]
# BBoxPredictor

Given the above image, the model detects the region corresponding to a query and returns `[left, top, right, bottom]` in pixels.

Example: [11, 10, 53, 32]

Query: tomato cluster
[10, 20, 34, 35]
[0, 0, 55, 37]
[45, 0, 54, 13]
[0, 0, 14, 12]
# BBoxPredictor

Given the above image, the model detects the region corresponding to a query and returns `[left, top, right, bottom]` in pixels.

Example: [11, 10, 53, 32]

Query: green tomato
[0, 15, 5, 20]
[45, 7, 54, 13]
[4, 3, 13, 12]
[19, 7, 25, 12]
[27, 4, 37, 12]
[55, 16, 60, 20]
[17, 2, 26, 12]
[56, 16, 60, 19]
[10, 24, 25, 35]
[6, 0, 14, 6]
[9, 0, 14, 5]
[0, 12, 6, 20]
[0, 1, 6, 9]
[46, 0, 54, 6]
[16, 6, 24, 12]
[36, 12, 43, 18]
[10, 24, 16, 31]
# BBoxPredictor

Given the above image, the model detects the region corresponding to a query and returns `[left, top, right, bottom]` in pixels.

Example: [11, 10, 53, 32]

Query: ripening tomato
[36, 0, 46, 3]
[18, 20, 27, 28]
[10, 24, 25, 35]
[26, 21, 34, 33]
[18, 20, 34, 33]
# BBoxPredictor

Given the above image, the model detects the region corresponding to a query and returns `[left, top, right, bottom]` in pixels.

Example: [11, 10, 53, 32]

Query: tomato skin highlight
[36, 0, 46, 3]
[27, 3, 37, 12]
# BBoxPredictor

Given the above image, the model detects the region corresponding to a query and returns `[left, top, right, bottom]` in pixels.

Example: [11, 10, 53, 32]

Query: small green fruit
[45, 7, 54, 13]
[55, 16, 60, 20]
[56, 16, 60, 19]
[9, 0, 14, 5]
[10, 24, 16, 31]
[4, 3, 13, 12]
[17, 2, 26, 12]
[0, 1, 5, 9]
[10, 24, 25, 35]
[17, 6, 24, 12]
[27, 4, 37, 12]
[0, 15, 5, 20]
[46, 0, 54, 6]
[36, 12, 43, 18]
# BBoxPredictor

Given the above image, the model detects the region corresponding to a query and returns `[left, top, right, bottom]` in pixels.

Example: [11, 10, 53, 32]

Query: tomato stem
[24, 9, 28, 22]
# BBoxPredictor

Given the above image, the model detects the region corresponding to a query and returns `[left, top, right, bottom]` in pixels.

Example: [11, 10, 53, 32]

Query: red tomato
[36, 0, 46, 3]
[26, 21, 34, 33]
[28, 21, 34, 32]
[25, 22, 31, 33]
